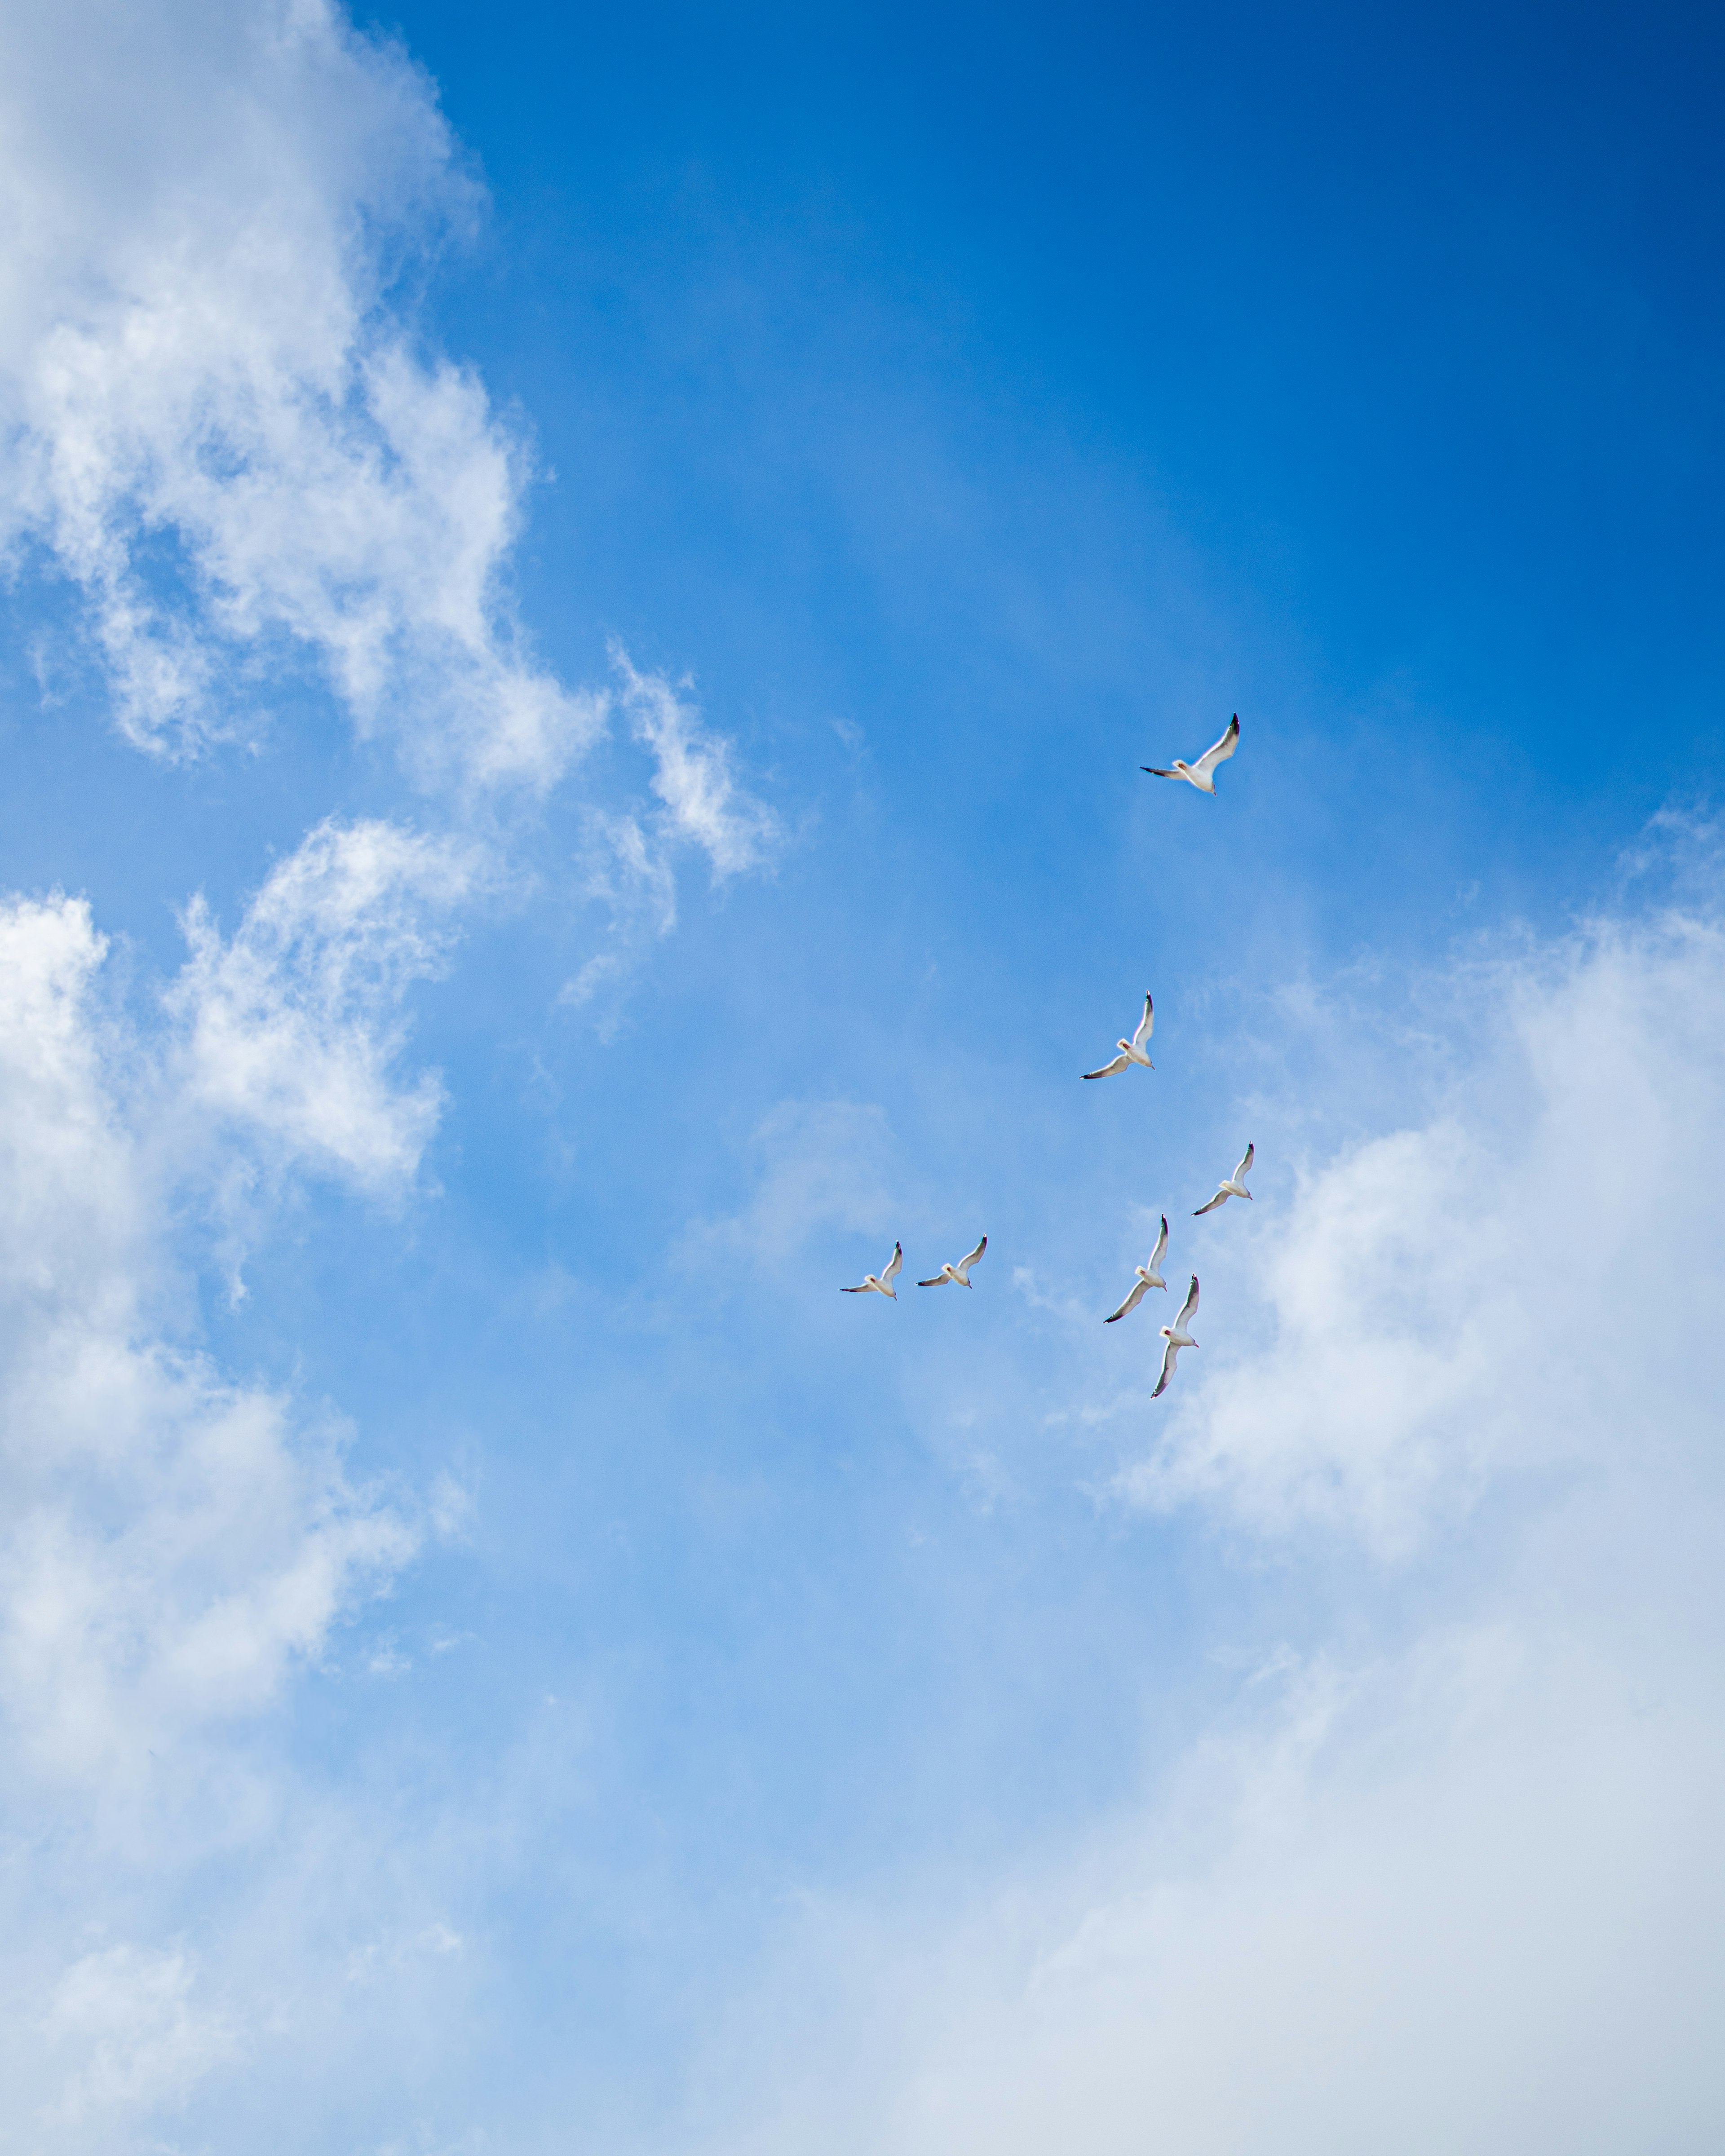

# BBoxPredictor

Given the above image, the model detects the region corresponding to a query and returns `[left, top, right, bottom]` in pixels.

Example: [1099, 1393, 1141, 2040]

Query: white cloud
[0, 889, 416, 1789]
[167, 815, 477, 1192]
[1121, 905, 1725, 1554]
[682, 883, 1725, 2154]
[611, 645, 783, 881]
[0, 0, 602, 788]
[562, 654, 782, 1021]
[42, 1942, 240, 2130]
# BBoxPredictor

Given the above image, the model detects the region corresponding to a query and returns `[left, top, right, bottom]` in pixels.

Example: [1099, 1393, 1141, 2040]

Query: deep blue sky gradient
[8, 2, 1725, 2140]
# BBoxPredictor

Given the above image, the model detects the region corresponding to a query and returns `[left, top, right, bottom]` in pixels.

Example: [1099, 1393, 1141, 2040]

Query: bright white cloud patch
[691, 888, 1725, 2156]
[0, 891, 417, 1791]
[0, 0, 601, 787]
[168, 816, 476, 1191]
[1122, 905, 1725, 1554]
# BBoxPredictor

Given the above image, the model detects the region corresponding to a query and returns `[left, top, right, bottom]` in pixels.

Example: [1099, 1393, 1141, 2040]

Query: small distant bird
[919, 1236, 988, 1288]
[842, 1242, 903, 1299]
[1143, 714, 1240, 795]
[1083, 992, 1155, 1080]
[1151, 1275, 1200, 1398]
[1194, 1144, 1254, 1215]
[1105, 1215, 1169, 1322]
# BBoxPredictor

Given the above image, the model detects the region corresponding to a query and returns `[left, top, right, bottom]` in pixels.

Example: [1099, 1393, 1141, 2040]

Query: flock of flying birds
[844, 712, 1252, 1401]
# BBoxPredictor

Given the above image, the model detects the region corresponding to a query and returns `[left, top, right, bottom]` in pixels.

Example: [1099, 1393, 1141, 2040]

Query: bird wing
[1083, 1052, 1132, 1080]
[916, 1275, 949, 1287]
[1141, 765, 1178, 779]
[1105, 1278, 1150, 1323]
[1148, 1214, 1169, 1269]
[959, 1235, 987, 1273]
[1193, 1191, 1228, 1215]
[1234, 1142, 1254, 1182]
[1151, 1338, 1181, 1397]
[1130, 993, 1154, 1052]
[1176, 1274, 1200, 1330]
[1192, 714, 1240, 781]
[840, 1282, 871, 1293]
[882, 1242, 903, 1282]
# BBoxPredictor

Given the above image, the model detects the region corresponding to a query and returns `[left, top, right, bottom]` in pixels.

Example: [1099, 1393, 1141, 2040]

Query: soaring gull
[1142, 714, 1240, 795]
[919, 1236, 988, 1288]
[842, 1242, 903, 1299]
[1105, 1215, 1169, 1322]
[1194, 1144, 1254, 1215]
[1151, 1274, 1200, 1398]
[1083, 992, 1154, 1081]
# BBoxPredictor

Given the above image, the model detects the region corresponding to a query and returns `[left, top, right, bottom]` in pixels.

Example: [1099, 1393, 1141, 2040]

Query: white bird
[1105, 1215, 1169, 1322]
[1082, 992, 1155, 1081]
[1142, 713, 1240, 794]
[1194, 1144, 1254, 1215]
[842, 1242, 903, 1299]
[918, 1236, 988, 1288]
[1151, 1274, 1200, 1398]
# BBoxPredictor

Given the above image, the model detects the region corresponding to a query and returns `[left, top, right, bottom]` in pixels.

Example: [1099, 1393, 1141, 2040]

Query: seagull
[842, 1242, 903, 1299]
[1104, 1215, 1169, 1321]
[1194, 1144, 1254, 1215]
[1082, 993, 1154, 1080]
[1142, 714, 1240, 795]
[1151, 1275, 1200, 1398]
[918, 1236, 988, 1288]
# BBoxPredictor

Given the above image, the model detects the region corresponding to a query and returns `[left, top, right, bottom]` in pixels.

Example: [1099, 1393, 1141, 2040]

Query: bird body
[843, 1242, 903, 1299]
[918, 1236, 988, 1288]
[1143, 714, 1240, 794]
[1194, 1144, 1254, 1215]
[1151, 1275, 1200, 1397]
[1083, 992, 1155, 1081]
[1105, 1215, 1169, 1322]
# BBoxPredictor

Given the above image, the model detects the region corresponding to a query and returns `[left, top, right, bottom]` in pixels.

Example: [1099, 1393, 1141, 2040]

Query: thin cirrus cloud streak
[563, 649, 786, 1017]
[688, 862, 1725, 2156]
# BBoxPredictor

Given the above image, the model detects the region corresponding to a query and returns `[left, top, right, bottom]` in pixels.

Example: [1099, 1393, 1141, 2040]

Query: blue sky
[1, 1, 1724, 2149]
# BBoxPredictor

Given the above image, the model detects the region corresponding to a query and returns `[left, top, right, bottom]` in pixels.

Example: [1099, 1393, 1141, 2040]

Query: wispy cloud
[673, 876, 1725, 2156]
[41, 1943, 241, 2130]
[563, 651, 783, 1021]
[0, 0, 602, 789]
[611, 645, 783, 881]
[1120, 904, 1725, 1554]
[0, 892, 417, 1792]
[167, 816, 478, 1193]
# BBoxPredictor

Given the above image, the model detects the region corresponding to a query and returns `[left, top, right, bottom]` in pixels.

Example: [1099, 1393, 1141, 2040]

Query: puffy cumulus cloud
[705, 1599, 1725, 2156]
[1120, 903, 1725, 1554]
[0, 889, 418, 1790]
[168, 814, 478, 1192]
[0, 0, 602, 787]
[682, 882, 1725, 2156]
